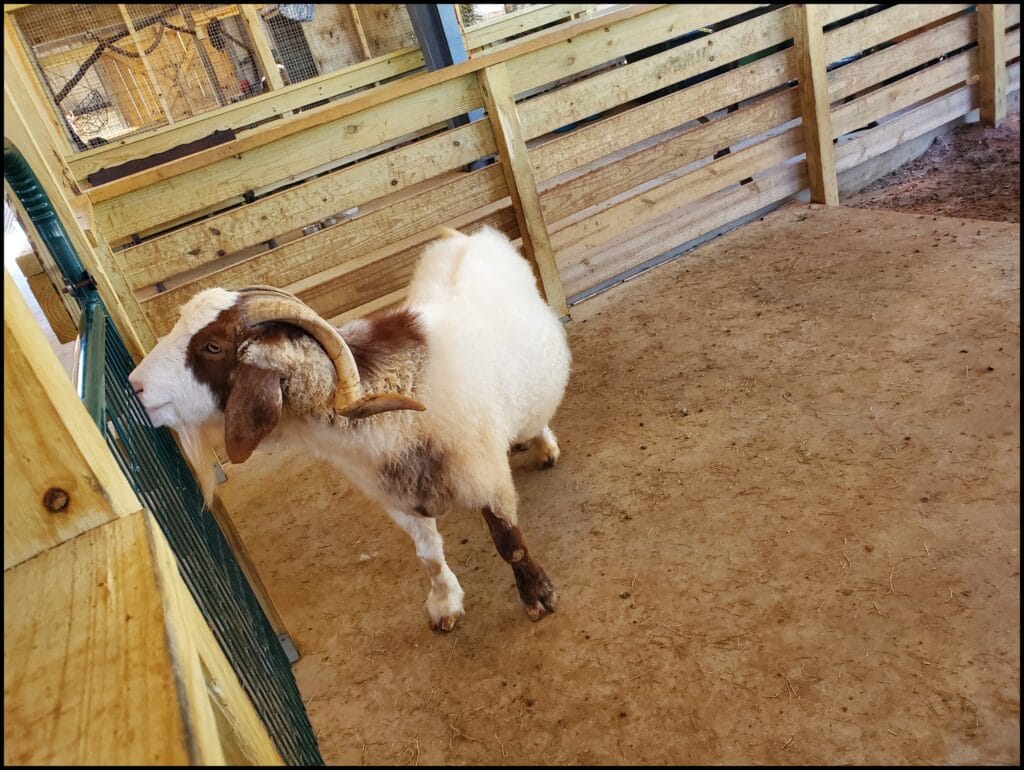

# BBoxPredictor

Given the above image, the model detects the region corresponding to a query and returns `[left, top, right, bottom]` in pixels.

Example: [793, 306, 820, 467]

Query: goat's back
[408, 227, 571, 449]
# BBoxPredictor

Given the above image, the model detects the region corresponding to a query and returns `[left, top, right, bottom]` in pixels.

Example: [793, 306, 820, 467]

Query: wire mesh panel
[10, 4, 423, 150]
[3, 147, 323, 766]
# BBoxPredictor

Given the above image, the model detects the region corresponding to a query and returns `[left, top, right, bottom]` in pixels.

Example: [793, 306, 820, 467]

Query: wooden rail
[7, 4, 1017, 342]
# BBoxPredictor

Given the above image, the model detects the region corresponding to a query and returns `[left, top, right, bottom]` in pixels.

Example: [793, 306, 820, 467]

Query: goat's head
[129, 286, 425, 479]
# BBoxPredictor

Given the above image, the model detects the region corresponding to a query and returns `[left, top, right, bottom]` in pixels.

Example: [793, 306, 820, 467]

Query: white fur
[128, 227, 571, 628]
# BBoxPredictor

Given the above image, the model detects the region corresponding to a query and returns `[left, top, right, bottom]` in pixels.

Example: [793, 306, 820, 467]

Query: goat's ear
[338, 392, 427, 420]
[224, 364, 282, 463]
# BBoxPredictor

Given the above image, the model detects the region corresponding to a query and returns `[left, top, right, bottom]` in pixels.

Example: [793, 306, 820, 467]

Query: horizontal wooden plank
[551, 126, 803, 258]
[118, 120, 496, 290]
[1006, 4, 1020, 29]
[532, 47, 796, 182]
[519, 5, 788, 141]
[820, 5, 880, 27]
[541, 87, 800, 225]
[141, 164, 511, 335]
[507, 4, 764, 99]
[824, 5, 970, 65]
[832, 47, 976, 137]
[68, 48, 427, 182]
[1010, 59, 1021, 91]
[828, 13, 975, 102]
[294, 206, 519, 321]
[465, 4, 591, 51]
[1008, 25, 1020, 61]
[3, 512, 190, 765]
[92, 74, 483, 241]
[560, 162, 806, 297]
[83, 5, 658, 204]
[835, 82, 976, 173]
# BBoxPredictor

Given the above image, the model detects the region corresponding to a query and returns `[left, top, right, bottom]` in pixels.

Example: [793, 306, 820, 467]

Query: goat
[128, 226, 572, 629]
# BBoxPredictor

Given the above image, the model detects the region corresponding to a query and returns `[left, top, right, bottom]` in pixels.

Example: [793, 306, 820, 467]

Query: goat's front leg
[387, 509, 465, 631]
[480, 479, 557, 621]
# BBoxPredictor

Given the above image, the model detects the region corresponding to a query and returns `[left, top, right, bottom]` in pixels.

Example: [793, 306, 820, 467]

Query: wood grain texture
[480, 62, 567, 315]
[823, 4, 969, 65]
[793, 4, 839, 206]
[3, 513, 190, 765]
[4, 271, 141, 570]
[977, 4, 1008, 125]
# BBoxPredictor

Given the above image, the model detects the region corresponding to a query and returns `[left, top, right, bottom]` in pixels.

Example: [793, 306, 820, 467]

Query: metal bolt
[44, 487, 70, 513]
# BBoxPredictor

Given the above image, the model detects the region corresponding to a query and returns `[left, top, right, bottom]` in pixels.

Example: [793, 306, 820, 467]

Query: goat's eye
[203, 342, 222, 354]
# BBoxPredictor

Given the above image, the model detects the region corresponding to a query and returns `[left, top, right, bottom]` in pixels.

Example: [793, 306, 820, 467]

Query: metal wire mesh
[10, 4, 426, 149]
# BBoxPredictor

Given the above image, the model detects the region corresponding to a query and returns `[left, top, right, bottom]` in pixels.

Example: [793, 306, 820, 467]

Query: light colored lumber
[239, 5, 285, 90]
[551, 127, 804, 257]
[824, 5, 969, 65]
[4, 178, 82, 341]
[977, 4, 1008, 125]
[560, 162, 807, 297]
[832, 48, 976, 137]
[4, 270, 141, 570]
[90, 73, 482, 239]
[67, 47, 425, 181]
[518, 5, 783, 141]
[3, 14, 73, 155]
[479, 62, 566, 315]
[506, 5, 756, 98]
[80, 4, 658, 198]
[349, 5, 373, 59]
[118, 4, 175, 125]
[4, 74, 155, 357]
[464, 4, 591, 52]
[835, 82, 977, 173]
[3, 512, 192, 765]
[793, 4, 839, 205]
[1007, 4, 1020, 29]
[118, 120, 495, 290]
[532, 47, 796, 182]
[145, 511, 284, 765]
[140, 164, 510, 335]
[828, 13, 975, 102]
[541, 88, 801, 225]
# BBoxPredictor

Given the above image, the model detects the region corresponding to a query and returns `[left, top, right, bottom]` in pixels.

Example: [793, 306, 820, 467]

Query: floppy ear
[224, 364, 282, 463]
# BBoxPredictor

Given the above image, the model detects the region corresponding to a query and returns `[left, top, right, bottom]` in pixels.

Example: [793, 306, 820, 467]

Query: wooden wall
[11, 4, 1021, 345]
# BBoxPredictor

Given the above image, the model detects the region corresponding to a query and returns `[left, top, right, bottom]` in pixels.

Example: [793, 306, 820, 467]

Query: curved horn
[235, 286, 362, 411]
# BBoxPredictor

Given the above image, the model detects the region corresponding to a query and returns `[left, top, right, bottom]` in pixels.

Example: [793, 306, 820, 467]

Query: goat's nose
[128, 371, 144, 396]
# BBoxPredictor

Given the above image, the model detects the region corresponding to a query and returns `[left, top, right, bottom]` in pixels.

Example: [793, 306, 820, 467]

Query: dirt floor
[221, 119, 1020, 765]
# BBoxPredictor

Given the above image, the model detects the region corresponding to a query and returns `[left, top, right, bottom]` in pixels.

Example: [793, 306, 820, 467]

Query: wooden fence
[8, 4, 1021, 347]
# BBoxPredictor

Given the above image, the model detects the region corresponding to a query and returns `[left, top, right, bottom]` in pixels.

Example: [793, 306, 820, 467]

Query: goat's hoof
[515, 565, 557, 621]
[530, 427, 560, 470]
[429, 611, 463, 633]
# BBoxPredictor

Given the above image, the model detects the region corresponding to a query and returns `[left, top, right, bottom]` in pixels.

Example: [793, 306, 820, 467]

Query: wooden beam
[118, 4, 175, 125]
[4, 270, 141, 570]
[183, 7, 229, 107]
[792, 4, 839, 206]
[977, 4, 1007, 126]
[479, 62, 567, 316]
[240, 4, 285, 90]
[348, 4, 373, 60]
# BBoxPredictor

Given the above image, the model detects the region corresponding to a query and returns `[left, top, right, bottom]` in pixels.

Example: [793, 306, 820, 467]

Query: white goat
[129, 226, 572, 629]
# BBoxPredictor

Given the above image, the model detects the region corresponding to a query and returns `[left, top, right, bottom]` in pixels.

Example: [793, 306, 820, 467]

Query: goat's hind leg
[529, 425, 560, 470]
[480, 474, 557, 621]
[387, 509, 465, 631]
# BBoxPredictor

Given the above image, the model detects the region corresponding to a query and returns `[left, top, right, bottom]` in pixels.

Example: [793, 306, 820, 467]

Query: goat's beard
[175, 420, 221, 508]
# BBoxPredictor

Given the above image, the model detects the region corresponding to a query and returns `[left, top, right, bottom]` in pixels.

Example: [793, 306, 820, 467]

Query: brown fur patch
[481, 506, 557, 618]
[344, 309, 426, 379]
[378, 439, 451, 517]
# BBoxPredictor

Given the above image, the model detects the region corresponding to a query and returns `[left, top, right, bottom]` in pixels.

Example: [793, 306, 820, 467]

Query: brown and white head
[128, 286, 424, 495]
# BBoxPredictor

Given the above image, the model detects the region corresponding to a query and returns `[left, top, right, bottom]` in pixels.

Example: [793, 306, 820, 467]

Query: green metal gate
[4, 147, 323, 766]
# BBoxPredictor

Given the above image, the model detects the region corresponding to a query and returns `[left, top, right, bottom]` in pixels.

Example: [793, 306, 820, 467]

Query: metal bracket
[278, 633, 300, 665]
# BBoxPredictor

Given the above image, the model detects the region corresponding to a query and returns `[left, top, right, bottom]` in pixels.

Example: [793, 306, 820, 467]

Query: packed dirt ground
[221, 114, 1021, 764]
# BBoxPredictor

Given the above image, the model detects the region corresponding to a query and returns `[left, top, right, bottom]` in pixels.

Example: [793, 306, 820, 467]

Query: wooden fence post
[240, 5, 286, 91]
[977, 4, 1007, 126]
[478, 62, 569, 316]
[792, 3, 839, 206]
